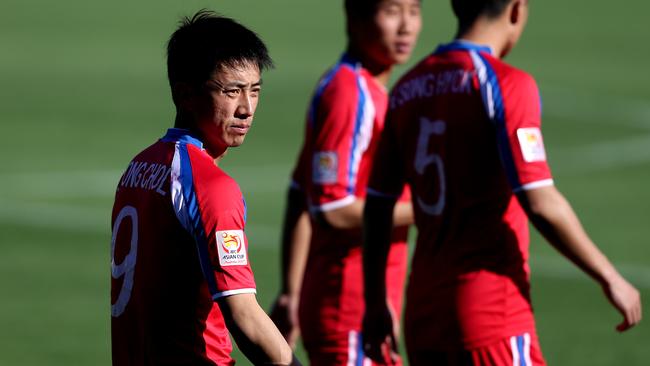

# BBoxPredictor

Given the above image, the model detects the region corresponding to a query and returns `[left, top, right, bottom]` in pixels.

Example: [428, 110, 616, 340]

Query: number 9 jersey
[367, 41, 553, 354]
[111, 128, 256, 365]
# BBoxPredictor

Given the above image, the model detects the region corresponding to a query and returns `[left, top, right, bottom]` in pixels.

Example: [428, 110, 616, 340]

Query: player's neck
[174, 113, 227, 164]
[456, 20, 509, 59]
[346, 48, 393, 87]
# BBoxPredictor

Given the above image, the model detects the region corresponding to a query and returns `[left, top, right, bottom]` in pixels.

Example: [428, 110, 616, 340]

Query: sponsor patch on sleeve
[216, 230, 248, 266]
[516, 127, 547, 162]
[312, 151, 338, 184]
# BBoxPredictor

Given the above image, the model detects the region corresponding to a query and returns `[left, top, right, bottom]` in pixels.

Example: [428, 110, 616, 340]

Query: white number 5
[414, 117, 446, 216]
[111, 205, 138, 317]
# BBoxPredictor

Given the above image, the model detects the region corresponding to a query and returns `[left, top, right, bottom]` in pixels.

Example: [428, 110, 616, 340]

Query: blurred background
[0, 0, 648, 364]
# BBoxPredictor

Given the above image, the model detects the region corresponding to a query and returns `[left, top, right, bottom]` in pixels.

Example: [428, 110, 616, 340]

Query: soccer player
[110, 11, 300, 365]
[362, 0, 642, 365]
[269, 0, 421, 364]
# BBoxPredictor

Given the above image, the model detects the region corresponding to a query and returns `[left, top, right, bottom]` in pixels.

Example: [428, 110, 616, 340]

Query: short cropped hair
[166, 10, 273, 90]
[451, 0, 513, 25]
[344, 0, 383, 21]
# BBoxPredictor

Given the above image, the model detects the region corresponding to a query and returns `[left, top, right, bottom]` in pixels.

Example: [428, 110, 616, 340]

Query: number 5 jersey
[367, 41, 553, 352]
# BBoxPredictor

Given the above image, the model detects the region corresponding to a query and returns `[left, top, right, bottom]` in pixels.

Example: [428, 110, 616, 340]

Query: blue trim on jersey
[517, 335, 526, 366]
[161, 128, 203, 149]
[356, 332, 365, 366]
[309, 55, 351, 127]
[242, 197, 247, 225]
[347, 74, 366, 194]
[476, 53, 522, 189]
[177, 142, 219, 296]
[435, 40, 493, 56]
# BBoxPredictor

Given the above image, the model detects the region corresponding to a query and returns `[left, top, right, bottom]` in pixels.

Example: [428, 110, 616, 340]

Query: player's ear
[509, 0, 522, 25]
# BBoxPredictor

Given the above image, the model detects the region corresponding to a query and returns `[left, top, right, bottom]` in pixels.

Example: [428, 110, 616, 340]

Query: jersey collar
[434, 39, 494, 56]
[339, 53, 388, 92]
[340, 53, 362, 70]
[160, 128, 204, 149]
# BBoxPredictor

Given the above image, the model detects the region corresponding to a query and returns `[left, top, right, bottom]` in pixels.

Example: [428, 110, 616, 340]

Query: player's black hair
[451, 0, 513, 25]
[344, 0, 383, 21]
[166, 9, 273, 90]
[344, 0, 423, 21]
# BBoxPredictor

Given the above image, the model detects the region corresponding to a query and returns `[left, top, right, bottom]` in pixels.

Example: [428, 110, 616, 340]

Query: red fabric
[296, 56, 410, 364]
[368, 44, 550, 352]
[111, 130, 257, 365]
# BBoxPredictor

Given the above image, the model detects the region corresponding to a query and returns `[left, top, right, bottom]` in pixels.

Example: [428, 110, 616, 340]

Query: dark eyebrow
[221, 79, 263, 89]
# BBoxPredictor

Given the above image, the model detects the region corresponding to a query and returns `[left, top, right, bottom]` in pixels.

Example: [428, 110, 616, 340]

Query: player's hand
[362, 303, 400, 365]
[602, 273, 642, 332]
[269, 293, 300, 348]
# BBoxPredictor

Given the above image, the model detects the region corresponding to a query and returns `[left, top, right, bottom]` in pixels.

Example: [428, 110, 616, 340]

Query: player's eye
[380, 4, 401, 16]
[250, 88, 261, 97]
[409, 4, 421, 17]
[224, 89, 241, 97]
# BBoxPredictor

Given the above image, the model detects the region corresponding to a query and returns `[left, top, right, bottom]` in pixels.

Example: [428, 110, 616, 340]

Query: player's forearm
[321, 197, 412, 230]
[362, 195, 397, 303]
[519, 186, 619, 285]
[219, 294, 295, 364]
[279, 188, 311, 295]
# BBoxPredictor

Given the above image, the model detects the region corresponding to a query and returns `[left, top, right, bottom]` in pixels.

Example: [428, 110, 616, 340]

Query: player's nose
[398, 7, 420, 35]
[235, 93, 254, 119]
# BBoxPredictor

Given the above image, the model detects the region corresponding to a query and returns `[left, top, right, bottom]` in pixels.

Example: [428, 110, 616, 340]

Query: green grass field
[1, 0, 648, 364]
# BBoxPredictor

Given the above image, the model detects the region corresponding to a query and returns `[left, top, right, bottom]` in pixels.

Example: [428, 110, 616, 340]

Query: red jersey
[294, 54, 409, 364]
[111, 128, 256, 365]
[368, 41, 553, 350]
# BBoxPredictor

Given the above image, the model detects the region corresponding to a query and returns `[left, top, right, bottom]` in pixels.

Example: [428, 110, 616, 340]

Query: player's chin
[226, 135, 247, 148]
[390, 52, 412, 65]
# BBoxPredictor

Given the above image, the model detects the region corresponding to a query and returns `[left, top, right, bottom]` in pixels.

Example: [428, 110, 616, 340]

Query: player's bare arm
[516, 185, 642, 331]
[270, 186, 311, 347]
[361, 194, 401, 364]
[219, 293, 299, 365]
[319, 198, 413, 229]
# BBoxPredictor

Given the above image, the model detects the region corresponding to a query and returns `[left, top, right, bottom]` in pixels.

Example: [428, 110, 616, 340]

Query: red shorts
[407, 332, 546, 366]
[299, 242, 408, 366]
[304, 330, 403, 366]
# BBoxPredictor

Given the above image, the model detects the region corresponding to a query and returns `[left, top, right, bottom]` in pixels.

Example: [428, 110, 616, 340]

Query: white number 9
[414, 117, 446, 216]
[111, 205, 138, 317]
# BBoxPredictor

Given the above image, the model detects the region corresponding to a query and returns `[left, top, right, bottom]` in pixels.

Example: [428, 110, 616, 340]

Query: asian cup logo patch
[312, 151, 338, 184]
[216, 230, 248, 266]
[517, 127, 547, 162]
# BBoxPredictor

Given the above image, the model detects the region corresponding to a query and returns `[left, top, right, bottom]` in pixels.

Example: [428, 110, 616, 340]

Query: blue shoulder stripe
[161, 128, 203, 149]
[473, 51, 522, 189]
[175, 142, 219, 296]
[309, 53, 360, 128]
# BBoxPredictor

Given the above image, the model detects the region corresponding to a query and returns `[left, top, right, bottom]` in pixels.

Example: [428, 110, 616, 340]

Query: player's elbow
[519, 185, 571, 225]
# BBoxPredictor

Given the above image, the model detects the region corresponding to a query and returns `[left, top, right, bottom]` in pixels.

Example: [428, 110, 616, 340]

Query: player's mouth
[395, 41, 413, 54]
[229, 124, 250, 135]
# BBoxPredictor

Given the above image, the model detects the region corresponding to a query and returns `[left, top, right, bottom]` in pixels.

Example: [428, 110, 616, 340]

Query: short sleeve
[175, 145, 256, 300]
[498, 71, 553, 192]
[307, 70, 366, 211]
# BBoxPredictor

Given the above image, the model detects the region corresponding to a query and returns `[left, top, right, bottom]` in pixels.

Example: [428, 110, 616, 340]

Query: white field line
[1, 127, 649, 201]
[2, 196, 649, 289]
[541, 86, 650, 131]
[552, 134, 650, 175]
[0, 199, 109, 233]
